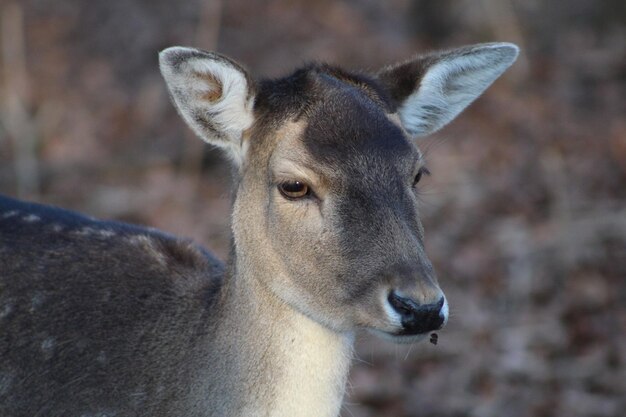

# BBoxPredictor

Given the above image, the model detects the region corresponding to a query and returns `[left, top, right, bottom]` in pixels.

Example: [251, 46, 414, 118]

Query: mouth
[368, 328, 433, 344]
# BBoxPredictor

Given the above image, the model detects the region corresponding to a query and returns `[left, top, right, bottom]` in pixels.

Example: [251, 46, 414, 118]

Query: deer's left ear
[377, 42, 519, 137]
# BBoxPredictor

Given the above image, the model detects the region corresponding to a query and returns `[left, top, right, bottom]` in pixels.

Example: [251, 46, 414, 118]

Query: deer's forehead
[258, 78, 420, 184]
[300, 92, 418, 175]
[266, 116, 418, 189]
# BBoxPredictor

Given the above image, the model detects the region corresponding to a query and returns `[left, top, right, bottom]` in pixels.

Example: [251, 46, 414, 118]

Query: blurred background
[0, 0, 624, 416]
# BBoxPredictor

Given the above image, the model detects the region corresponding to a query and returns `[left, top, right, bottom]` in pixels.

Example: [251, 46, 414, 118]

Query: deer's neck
[260, 304, 354, 417]
[208, 263, 354, 417]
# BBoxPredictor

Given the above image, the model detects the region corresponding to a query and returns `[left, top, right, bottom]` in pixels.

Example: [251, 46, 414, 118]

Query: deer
[0, 42, 518, 417]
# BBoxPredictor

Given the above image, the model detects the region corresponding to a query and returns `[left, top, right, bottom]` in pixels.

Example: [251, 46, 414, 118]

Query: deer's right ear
[159, 47, 255, 164]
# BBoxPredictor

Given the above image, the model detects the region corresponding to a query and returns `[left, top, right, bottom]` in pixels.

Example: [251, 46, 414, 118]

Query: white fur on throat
[269, 314, 354, 417]
[159, 47, 254, 166]
[399, 42, 519, 136]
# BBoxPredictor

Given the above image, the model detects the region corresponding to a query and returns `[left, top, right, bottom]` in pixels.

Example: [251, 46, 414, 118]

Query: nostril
[387, 291, 419, 319]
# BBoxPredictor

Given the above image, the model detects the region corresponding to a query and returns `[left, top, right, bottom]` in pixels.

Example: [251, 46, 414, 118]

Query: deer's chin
[367, 328, 430, 344]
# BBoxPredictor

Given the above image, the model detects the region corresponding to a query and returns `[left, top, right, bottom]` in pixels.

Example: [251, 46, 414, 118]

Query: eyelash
[412, 167, 430, 187]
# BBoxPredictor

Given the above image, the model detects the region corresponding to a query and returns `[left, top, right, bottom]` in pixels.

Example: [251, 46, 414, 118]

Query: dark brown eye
[413, 167, 430, 187]
[278, 181, 310, 200]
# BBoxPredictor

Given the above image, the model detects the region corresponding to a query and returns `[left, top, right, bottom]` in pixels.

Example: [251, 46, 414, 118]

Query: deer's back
[0, 195, 224, 417]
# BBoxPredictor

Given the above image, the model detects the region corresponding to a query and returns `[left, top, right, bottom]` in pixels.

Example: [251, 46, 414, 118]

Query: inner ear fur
[377, 42, 519, 137]
[159, 47, 256, 164]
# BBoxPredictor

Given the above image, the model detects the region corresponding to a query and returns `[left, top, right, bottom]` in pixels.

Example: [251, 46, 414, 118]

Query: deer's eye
[412, 167, 430, 187]
[278, 181, 310, 200]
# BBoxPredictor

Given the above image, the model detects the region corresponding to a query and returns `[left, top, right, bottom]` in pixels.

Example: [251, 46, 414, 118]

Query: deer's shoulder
[0, 194, 224, 307]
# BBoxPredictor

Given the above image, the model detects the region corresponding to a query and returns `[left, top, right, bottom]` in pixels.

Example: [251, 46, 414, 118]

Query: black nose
[388, 292, 445, 335]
